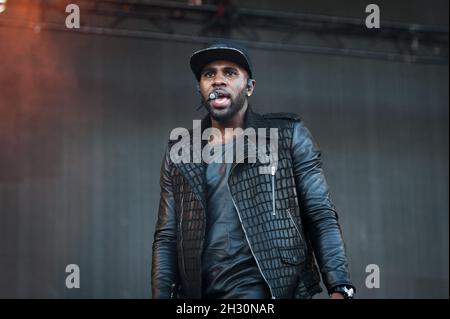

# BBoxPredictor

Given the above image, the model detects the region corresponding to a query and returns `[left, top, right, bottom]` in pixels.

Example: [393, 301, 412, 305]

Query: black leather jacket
[152, 108, 353, 299]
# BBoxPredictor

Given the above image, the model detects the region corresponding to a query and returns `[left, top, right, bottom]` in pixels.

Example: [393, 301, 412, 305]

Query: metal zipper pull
[271, 165, 276, 215]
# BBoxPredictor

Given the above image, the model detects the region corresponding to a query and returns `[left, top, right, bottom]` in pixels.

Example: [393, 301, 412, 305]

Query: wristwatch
[330, 285, 355, 299]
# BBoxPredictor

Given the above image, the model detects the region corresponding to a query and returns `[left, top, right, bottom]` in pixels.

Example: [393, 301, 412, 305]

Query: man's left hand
[329, 292, 345, 299]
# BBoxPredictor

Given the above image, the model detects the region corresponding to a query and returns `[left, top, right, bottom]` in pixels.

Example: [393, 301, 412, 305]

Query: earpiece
[247, 79, 253, 90]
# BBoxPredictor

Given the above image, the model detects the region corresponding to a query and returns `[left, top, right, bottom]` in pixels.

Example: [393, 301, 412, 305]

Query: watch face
[331, 285, 355, 298]
[343, 287, 354, 298]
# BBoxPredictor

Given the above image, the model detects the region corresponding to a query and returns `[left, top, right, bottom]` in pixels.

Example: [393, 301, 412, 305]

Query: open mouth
[216, 91, 230, 98]
[212, 97, 230, 107]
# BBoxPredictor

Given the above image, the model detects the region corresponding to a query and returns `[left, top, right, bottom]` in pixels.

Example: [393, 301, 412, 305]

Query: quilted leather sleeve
[151, 146, 179, 298]
[291, 120, 354, 293]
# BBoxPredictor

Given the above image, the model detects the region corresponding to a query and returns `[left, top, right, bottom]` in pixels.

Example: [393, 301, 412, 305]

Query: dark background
[0, 0, 448, 298]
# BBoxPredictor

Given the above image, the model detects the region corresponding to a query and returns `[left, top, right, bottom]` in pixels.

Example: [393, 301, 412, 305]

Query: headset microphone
[196, 91, 219, 110]
[208, 91, 219, 101]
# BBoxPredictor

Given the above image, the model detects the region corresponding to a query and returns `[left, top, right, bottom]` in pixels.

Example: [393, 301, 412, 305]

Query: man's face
[199, 60, 253, 123]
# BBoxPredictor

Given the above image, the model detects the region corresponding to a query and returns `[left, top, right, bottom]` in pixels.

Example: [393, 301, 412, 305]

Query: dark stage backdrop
[0, 7, 448, 299]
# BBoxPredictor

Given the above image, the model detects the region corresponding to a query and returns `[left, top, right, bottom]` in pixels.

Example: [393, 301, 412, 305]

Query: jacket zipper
[179, 186, 188, 284]
[286, 208, 303, 241]
[228, 163, 276, 299]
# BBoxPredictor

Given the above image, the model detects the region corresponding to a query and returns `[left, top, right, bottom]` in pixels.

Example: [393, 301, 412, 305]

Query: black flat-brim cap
[190, 41, 253, 81]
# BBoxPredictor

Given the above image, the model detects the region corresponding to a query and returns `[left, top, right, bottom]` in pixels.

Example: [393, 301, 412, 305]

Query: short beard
[201, 87, 247, 123]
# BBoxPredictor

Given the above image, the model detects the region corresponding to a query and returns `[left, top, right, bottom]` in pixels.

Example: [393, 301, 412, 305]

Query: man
[151, 41, 355, 299]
